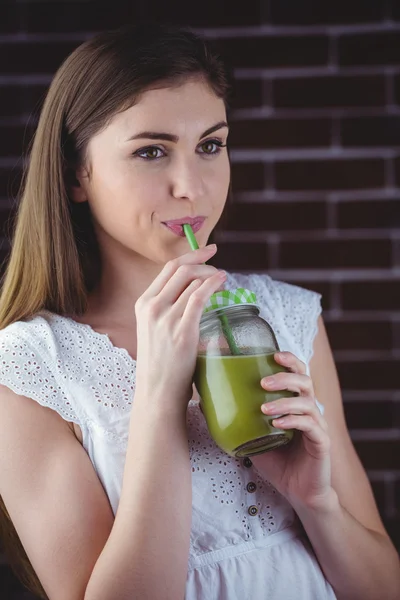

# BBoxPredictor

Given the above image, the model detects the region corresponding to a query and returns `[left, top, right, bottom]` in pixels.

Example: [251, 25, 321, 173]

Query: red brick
[0, 245, 10, 279]
[353, 440, 400, 469]
[0, 42, 79, 74]
[231, 80, 263, 109]
[279, 239, 391, 269]
[218, 36, 329, 69]
[394, 75, 400, 106]
[0, 86, 23, 116]
[344, 401, 397, 429]
[275, 158, 385, 191]
[224, 201, 326, 232]
[274, 75, 386, 109]
[383, 517, 400, 552]
[0, 168, 22, 199]
[231, 163, 265, 191]
[25, 1, 262, 30]
[393, 2, 400, 21]
[0, 126, 36, 157]
[209, 243, 269, 271]
[270, 0, 386, 25]
[394, 156, 400, 186]
[325, 320, 392, 351]
[342, 281, 400, 311]
[394, 481, 400, 517]
[337, 199, 400, 229]
[369, 480, 386, 516]
[0, 204, 16, 238]
[337, 358, 399, 390]
[0, 3, 19, 33]
[0, 84, 49, 118]
[229, 118, 332, 149]
[339, 32, 400, 66]
[341, 116, 400, 147]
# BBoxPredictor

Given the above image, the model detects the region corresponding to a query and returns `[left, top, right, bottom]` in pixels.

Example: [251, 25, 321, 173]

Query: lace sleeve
[0, 324, 82, 426]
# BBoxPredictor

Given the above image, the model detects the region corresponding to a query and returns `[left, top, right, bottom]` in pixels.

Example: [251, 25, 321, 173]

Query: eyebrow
[125, 121, 229, 143]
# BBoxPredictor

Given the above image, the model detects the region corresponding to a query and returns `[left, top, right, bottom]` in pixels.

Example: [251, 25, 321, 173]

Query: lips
[163, 216, 206, 237]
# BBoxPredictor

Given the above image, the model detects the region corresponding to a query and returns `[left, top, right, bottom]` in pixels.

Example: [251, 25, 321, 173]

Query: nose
[170, 156, 206, 202]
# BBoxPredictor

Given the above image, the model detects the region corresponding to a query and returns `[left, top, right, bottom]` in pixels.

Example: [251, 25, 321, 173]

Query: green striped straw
[183, 224, 241, 356]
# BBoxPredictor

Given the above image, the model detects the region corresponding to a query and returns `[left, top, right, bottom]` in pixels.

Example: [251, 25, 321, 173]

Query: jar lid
[203, 287, 259, 314]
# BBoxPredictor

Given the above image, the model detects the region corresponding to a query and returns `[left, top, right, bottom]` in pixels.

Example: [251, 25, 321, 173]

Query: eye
[198, 139, 227, 156]
[134, 146, 165, 160]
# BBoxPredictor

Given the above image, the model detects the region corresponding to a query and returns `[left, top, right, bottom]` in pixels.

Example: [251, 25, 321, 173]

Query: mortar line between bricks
[0, 22, 398, 42]
[226, 268, 400, 281]
[343, 391, 400, 402]
[215, 229, 400, 242]
[234, 66, 400, 79]
[334, 349, 400, 361]
[325, 313, 400, 324]
[234, 189, 400, 203]
[229, 147, 400, 161]
[194, 22, 400, 37]
[230, 107, 400, 120]
[367, 470, 400, 480]
[350, 429, 400, 441]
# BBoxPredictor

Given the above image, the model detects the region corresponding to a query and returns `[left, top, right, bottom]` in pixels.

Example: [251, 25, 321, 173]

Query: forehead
[111, 79, 226, 132]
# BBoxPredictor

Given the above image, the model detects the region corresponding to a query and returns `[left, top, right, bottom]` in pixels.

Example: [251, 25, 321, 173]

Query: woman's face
[76, 78, 230, 265]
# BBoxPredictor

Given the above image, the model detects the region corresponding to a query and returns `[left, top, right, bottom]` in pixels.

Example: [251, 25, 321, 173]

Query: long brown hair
[0, 22, 233, 598]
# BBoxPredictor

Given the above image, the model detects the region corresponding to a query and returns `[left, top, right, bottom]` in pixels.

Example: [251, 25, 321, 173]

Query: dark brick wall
[0, 1, 399, 598]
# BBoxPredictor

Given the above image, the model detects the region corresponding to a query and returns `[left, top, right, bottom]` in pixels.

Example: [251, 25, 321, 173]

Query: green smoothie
[194, 351, 294, 457]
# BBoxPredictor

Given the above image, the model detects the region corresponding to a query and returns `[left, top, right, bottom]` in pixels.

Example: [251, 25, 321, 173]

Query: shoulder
[225, 271, 321, 309]
[0, 311, 83, 425]
[0, 309, 59, 348]
[225, 272, 322, 365]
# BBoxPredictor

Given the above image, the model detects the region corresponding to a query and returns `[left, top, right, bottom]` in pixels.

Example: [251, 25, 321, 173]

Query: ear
[66, 166, 88, 204]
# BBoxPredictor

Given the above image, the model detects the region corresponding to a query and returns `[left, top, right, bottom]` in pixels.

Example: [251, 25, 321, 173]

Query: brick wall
[0, 1, 399, 597]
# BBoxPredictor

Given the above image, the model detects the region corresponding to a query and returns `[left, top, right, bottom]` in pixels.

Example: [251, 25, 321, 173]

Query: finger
[271, 415, 330, 453]
[261, 395, 325, 424]
[274, 351, 307, 375]
[261, 372, 314, 396]
[170, 277, 203, 318]
[141, 245, 217, 299]
[171, 272, 226, 319]
[181, 271, 228, 329]
[160, 263, 222, 307]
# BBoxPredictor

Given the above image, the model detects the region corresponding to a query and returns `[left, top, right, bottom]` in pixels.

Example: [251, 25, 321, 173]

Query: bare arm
[299, 317, 400, 599]
[0, 385, 191, 600]
[84, 397, 192, 600]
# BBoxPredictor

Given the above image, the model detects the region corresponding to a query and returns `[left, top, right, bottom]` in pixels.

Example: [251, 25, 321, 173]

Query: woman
[0, 23, 398, 600]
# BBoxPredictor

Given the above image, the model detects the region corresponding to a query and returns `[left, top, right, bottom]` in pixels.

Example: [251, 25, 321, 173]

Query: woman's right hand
[134, 244, 226, 417]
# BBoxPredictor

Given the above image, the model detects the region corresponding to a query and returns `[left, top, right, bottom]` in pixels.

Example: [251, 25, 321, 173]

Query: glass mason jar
[194, 288, 294, 458]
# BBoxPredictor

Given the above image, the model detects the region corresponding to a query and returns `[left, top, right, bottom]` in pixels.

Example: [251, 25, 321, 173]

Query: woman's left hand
[251, 351, 333, 511]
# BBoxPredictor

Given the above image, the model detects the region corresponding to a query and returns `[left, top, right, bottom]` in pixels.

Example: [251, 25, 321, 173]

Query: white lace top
[0, 272, 336, 599]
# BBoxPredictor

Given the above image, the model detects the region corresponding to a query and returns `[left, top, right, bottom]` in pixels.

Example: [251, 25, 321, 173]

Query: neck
[84, 250, 164, 329]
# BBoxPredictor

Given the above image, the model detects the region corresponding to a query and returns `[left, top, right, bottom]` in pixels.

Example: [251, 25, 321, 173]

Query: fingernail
[262, 403, 275, 412]
[263, 377, 275, 388]
[205, 244, 217, 250]
[218, 270, 227, 279]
